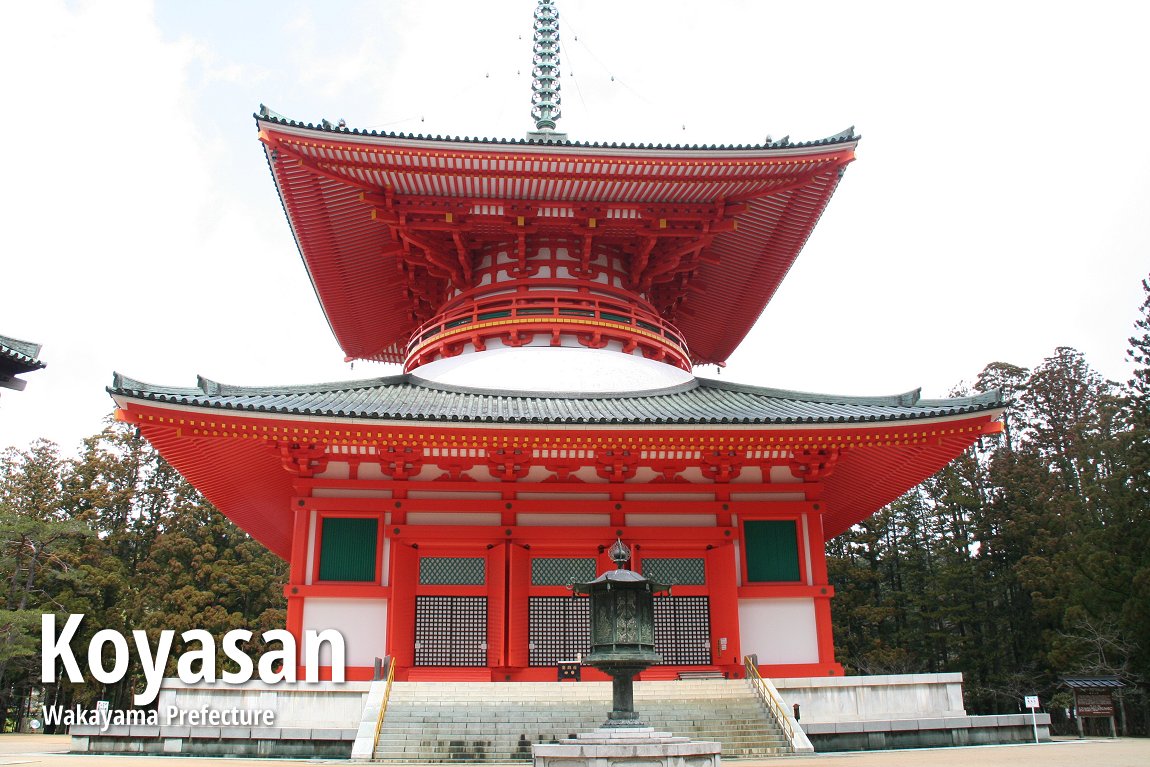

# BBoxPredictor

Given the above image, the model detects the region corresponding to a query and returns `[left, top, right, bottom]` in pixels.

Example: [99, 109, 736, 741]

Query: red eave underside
[262, 127, 854, 364]
[122, 399, 991, 555]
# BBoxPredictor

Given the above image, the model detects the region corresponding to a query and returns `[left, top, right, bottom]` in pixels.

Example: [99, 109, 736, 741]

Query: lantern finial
[608, 538, 631, 568]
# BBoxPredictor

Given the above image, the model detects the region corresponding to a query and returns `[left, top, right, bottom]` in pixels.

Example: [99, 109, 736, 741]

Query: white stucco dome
[409, 346, 695, 394]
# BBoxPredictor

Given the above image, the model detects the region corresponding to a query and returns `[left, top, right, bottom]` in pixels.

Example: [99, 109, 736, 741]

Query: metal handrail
[370, 656, 397, 757]
[743, 656, 795, 745]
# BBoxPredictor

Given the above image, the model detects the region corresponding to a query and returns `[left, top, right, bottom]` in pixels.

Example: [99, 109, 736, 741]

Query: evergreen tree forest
[0, 424, 287, 732]
[828, 275, 1150, 735]
[0, 276, 1147, 735]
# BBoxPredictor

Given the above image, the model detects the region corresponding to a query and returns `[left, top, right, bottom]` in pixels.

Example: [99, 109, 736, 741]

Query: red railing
[404, 289, 690, 371]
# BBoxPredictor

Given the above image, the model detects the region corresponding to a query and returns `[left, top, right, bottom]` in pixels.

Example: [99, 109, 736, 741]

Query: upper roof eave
[256, 108, 860, 366]
[255, 109, 859, 158]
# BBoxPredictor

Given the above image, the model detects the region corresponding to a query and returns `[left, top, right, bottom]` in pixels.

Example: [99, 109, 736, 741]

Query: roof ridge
[696, 377, 929, 407]
[255, 108, 859, 152]
[111, 372, 413, 398]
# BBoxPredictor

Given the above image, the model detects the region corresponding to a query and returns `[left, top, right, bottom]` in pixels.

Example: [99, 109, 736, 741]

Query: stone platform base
[70, 731, 352, 758]
[803, 713, 1051, 751]
[533, 727, 721, 767]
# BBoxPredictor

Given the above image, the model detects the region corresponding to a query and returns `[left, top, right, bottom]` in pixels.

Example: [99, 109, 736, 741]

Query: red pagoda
[110, 1, 1002, 683]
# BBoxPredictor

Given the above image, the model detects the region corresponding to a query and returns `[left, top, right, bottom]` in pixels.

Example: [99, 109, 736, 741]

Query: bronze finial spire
[528, 0, 567, 142]
[608, 538, 631, 568]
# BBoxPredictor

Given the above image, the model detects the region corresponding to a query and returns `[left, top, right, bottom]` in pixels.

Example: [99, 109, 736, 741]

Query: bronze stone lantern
[572, 538, 670, 727]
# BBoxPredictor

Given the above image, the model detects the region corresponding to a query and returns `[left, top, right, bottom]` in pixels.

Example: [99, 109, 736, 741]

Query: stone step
[387, 682, 750, 699]
[376, 729, 787, 740]
[383, 713, 772, 723]
[377, 722, 780, 733]
[369, 678, 794, 762]
[381, 721, 780, 732]
[375, 737, 789, 748]
[371, 748, 793, 762]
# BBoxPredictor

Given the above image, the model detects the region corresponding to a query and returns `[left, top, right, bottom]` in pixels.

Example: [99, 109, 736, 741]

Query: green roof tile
[109, 373, 1004, 426]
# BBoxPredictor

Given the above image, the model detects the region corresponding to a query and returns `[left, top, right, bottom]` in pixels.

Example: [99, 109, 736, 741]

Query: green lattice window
[744, 520, 801, 582]
[643, 557, 705, 585]
[318, 517, 378, 582]
[419, 557, 486, 585]
[531, 558, 596, 586]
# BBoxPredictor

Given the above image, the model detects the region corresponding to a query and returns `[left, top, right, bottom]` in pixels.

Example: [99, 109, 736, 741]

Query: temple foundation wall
[67, 674, 1048, 758]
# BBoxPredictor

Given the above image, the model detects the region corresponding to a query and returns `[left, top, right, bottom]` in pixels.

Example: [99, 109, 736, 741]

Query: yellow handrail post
[370, 656, 397, 756]
[743, 656, 795, 744]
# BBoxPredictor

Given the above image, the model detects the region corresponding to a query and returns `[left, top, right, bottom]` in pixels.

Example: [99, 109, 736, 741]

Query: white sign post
[1024, 695, 1040, 743]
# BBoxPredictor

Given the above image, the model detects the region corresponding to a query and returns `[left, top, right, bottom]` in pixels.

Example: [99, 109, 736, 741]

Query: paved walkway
[0, 734, 1146, 767]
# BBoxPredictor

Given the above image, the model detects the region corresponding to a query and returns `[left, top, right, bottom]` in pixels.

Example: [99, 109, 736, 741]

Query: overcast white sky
[2, 0, 1147, 454]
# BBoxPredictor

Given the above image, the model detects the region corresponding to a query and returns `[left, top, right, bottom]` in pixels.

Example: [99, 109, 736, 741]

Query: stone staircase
[369, 679, 794, 761]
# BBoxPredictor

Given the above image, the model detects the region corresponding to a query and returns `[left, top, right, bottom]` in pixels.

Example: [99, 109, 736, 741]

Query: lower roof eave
[111, 393, 1005, 435]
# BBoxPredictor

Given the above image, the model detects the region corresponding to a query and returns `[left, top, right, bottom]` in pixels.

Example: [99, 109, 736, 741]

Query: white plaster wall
[516, 493, 611, 502]
[769, 466, 802, 483]
[312, 461, 350, 480]
[410, 346, 693, 393]
[623, 513, 717, 527]
[406, 491, 502, 501]
[312, 488, 392, 498]
[738, 598, 819, 665]
[730, 492, 806, 502]
[405, 512, 502, 526]
[516, 513, 611, 526]
[304, 511, 316, 586]
[800, 515, 814, 586]
[301, 598, 388, 669]
[379, 536, 390, 586]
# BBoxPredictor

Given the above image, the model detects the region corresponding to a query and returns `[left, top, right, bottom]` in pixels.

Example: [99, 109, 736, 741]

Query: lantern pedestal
[600, 664, 652, 727]
[532, 727, 722, 767]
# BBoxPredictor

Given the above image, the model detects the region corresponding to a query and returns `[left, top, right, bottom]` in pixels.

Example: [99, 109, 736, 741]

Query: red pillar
[807, 511, 842, 674]
[388, 541, 418, 672]
[706, 542, 741, 672]
[506, 544, 530, 670]
[486, 543, 507, 669]
[286, 506, 310, 674]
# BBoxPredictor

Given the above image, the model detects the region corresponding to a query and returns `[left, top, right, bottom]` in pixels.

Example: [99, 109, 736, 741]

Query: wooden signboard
[1074, 690, 1115, 717]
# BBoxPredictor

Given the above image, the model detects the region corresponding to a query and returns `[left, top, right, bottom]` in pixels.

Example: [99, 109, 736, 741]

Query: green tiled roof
[109, 373, 1003, 426]
[0, 335, 45, 371]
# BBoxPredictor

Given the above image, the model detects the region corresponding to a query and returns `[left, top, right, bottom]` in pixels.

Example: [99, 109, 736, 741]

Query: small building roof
[1061, 677, 1126, 689]
[0, 334, 45, 392]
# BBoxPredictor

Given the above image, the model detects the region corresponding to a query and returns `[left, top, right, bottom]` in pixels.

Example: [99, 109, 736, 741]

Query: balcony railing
[404, 290, 691, 371]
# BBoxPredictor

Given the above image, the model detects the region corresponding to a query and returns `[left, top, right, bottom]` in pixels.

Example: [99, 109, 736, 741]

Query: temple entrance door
[412, 554, 490, 668]
[414, 595, 487, 666]
[653, 595, 712, 665]
[528, 596, 589, 666]
[510, 551, 600, 672]
[640, 553, 713, 666]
